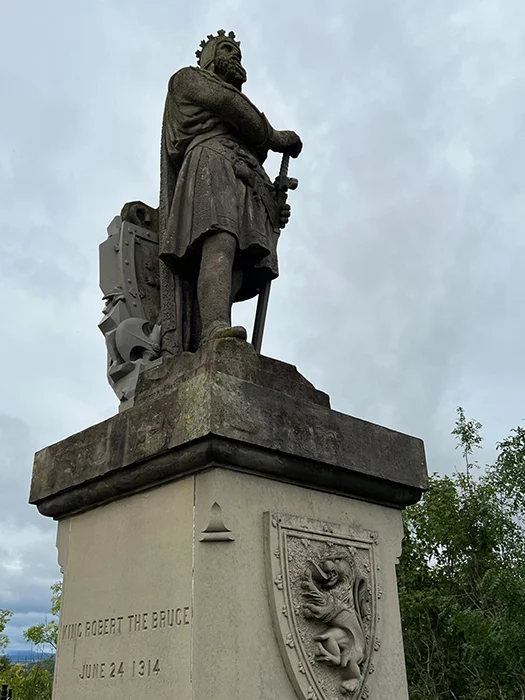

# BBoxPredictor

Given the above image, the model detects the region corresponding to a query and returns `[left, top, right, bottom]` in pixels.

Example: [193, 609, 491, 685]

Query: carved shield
[99, 211, 161, 402]
[99, 215, 160, 326]
[265, 513, 381, 700]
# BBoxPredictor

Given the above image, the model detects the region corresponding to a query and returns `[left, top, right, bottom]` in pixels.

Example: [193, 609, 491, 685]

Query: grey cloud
[0, 415, 58, 647]
[2, 0, 524, 649]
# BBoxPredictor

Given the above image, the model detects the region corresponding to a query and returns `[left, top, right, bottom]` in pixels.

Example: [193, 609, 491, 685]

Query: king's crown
[195, 29, 241, 67]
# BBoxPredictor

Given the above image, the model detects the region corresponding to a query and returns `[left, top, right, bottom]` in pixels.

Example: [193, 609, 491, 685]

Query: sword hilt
[279, 153, 290, 181]
[276, 153, 298, 209]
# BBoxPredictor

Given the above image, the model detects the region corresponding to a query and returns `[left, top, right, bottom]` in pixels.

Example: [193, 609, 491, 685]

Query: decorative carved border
[265, 512, 382, 700]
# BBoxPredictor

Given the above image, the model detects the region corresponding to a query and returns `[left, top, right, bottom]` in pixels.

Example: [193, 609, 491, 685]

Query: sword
[252, 153, 298, 353]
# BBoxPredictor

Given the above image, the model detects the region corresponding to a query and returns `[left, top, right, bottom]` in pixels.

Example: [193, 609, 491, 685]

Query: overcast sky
[1, 0, 525, 650]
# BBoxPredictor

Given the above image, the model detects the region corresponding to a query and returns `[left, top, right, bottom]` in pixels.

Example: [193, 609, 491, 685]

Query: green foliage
[0, 663, 52, 700]
[0, 584, 60, 699]
[0, 611, 12, 653]
[23, 582, 62, 652]
[399, 408, 525, 698]
[451, 406, 483, 469]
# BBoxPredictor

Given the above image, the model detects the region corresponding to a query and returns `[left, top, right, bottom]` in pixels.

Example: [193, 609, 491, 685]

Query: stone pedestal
[30, 340, 427, 700]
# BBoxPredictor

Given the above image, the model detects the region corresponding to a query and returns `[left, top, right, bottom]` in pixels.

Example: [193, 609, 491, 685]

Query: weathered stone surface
[134, 333, 329, 407]
[30, 339, 426, 519]
[53, 477, 193, 700]
[53, 469, 410, 700]
[193, 470, 410, 700]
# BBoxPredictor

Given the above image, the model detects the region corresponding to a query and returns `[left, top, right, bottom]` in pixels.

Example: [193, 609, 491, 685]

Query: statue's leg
[315, 638, 340, 665]
[340, 658, 362, 694]
[231, 262, 244, 304]
[198, 231, 247, 343]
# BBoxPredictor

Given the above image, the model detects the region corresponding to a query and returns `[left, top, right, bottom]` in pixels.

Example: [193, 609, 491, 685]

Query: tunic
[159, 66, 279, 302]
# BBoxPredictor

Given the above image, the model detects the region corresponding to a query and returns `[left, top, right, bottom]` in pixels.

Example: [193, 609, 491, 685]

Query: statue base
[30, 340, 427, 700]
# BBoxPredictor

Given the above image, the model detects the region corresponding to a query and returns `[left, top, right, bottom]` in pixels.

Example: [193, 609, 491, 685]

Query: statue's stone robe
[160, 66, 278, 303]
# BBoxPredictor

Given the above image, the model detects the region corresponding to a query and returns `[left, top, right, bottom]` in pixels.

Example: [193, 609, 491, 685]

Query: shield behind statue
[99, 204, 161, 402]
[99, 213, 160, 327]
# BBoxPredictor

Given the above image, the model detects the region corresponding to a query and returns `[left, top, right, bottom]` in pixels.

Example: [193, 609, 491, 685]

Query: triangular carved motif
[265, 513, 381, 700]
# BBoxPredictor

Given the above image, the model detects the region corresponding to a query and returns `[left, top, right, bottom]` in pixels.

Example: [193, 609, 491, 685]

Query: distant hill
[4, 650, 55, 665]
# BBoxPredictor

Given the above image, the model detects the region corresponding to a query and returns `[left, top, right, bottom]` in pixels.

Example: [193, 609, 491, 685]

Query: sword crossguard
[274, 176, 299, 194]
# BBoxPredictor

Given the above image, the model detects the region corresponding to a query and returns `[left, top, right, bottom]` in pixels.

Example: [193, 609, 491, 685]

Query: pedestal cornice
[30, 339, 427, 519]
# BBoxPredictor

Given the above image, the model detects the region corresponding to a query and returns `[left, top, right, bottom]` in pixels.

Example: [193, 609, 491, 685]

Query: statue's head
[196, 30, 247, 90]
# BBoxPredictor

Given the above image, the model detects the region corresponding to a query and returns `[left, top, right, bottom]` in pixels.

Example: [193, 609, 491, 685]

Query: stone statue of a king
[99, 30, 302, 402]
[159, 29, 302, 354]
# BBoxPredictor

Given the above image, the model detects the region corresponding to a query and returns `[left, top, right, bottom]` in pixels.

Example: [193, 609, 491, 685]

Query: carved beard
[214, 55, 247, 90]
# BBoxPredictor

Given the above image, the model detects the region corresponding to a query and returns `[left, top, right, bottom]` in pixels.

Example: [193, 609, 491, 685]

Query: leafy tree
[0, 663, 52, 700]
[0, 610, 12, 653]
[0, 583, 61, 698]
[23, 582, 61, 653]
[399, 408, 525, 698]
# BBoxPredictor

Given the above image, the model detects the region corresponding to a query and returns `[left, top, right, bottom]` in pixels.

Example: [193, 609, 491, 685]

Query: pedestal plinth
[30, 340, 427, 700]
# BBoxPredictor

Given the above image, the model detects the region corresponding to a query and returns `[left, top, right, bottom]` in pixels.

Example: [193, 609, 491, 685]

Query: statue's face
[213, 41, 247, 89]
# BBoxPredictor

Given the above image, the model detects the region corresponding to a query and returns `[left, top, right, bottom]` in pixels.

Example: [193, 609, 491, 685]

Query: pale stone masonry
[31, 339, 426, 700]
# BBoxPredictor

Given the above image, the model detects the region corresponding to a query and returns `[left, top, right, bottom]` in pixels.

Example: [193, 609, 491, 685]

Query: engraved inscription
[62, 617, 124, 640]
[79, 658, 161, 680]
[61, 606, 191, 642]
[61, 604, 191, 684]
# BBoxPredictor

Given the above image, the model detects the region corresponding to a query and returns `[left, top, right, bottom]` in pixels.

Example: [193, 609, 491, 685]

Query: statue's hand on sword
[279, 201, 292, 229]
[273, 131, 301, 229]
[274, 151, 299, 230]
[271, 130, 303, 158]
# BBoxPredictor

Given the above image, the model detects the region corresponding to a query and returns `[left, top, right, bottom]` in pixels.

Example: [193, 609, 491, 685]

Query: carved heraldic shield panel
[265, 513, 382, 700]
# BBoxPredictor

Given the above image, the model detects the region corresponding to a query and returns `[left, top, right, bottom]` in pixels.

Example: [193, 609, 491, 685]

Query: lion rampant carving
[302, 550, 368, 695]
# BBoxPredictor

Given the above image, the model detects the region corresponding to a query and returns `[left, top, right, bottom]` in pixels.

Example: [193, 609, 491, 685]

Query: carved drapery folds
[265, 513, 382, 700]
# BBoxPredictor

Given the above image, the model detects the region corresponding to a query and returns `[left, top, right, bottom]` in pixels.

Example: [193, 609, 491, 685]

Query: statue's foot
[340, 679, 360, 694]
[204, 324, 247, 343]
